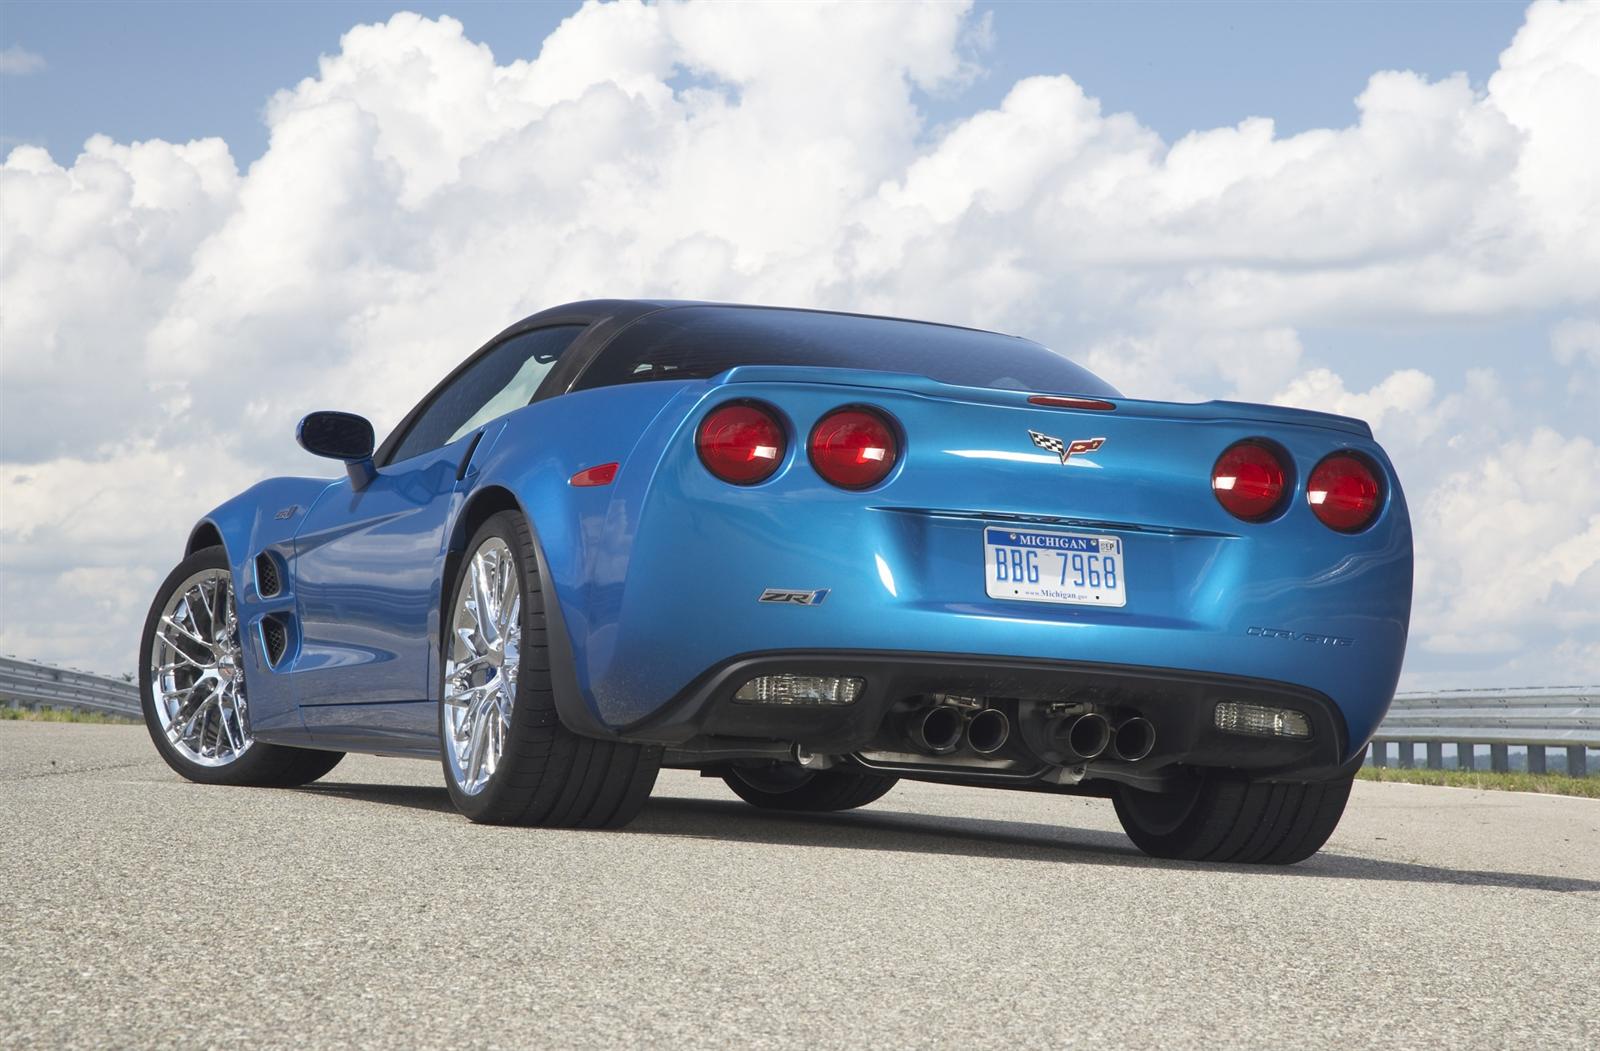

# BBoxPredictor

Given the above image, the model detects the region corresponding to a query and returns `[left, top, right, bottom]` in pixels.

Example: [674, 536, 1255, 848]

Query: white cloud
[1, 137, 240, 461]
[1549, 316, 1600, 403]
[1551, 317, 1600, 366]
[1273, 368, 1444, 447]
[0, 45, 46, 76]
[0, 443, 256, 663]
[2, 0, 1598, 684]
[1415, 428, 1600, 656]
[1270, 368, 1599, 684]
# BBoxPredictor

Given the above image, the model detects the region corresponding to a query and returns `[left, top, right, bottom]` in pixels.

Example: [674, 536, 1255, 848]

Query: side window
[388, 326, 583, 464]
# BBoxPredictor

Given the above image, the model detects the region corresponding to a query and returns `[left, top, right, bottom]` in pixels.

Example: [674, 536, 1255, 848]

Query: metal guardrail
[0, 656, 141, 717]
[1371, 688, 1599, 777]
[3, 653, 1597, 777]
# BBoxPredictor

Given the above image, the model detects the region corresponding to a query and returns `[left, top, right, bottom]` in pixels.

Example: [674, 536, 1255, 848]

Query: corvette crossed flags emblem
[1029, 430, 1106, 465]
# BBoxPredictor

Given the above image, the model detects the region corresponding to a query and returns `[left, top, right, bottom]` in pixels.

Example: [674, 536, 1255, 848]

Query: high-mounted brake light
[697, 403, 786, 485]
[1212, 441, 1288, 521]
[809, 408, 899, 489]
[1307, 453, 1383, 532]
[1028, 395, 1117, 411]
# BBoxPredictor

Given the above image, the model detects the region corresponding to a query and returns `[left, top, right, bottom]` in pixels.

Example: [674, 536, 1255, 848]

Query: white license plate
[983, 527, 1127, 607]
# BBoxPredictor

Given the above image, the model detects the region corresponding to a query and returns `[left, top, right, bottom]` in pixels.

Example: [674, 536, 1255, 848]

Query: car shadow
[635, 797, 1600, 893]
[295, 781, 1600, 895]
[294, 780, 459, 815]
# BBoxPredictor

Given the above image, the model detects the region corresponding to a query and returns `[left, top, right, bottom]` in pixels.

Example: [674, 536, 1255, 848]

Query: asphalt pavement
[2, 721, 1597, 1050]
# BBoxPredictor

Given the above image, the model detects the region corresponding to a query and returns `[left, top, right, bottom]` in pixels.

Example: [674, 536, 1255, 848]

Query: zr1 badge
[758, 588, 830, 606]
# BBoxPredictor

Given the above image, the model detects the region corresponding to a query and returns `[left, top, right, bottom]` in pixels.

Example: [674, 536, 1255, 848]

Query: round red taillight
[809, 408, 899, 489]
[1212, 441, 1288, 521]
[1307, 453, 1383, 532]
[696, 403, 786, 485]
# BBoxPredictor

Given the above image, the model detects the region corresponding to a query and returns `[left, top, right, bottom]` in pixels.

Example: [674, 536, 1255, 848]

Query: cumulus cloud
[1273, 368, 1444, 448]
[1552, 317, 1600, 367]
[2, 0, 1597, 684]
[1416, 428, 1600, 652]
[0, 45, 46, 76]
[1269, 366, 1598, 686]
[1, 443, 258, 662]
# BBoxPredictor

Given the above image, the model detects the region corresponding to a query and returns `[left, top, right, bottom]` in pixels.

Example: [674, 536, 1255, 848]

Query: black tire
[140, 546, 345, 788]
[440, 510, 661, 828]
[722, 764, 898, 812]
[1112, 770, 1355, 865]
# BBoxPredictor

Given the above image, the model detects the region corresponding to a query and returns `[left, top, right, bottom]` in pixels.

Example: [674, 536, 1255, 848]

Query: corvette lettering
[1247, 626, 1354, 646]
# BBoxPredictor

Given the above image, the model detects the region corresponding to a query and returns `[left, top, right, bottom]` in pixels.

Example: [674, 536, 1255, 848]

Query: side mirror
[297, 411, 377, 489]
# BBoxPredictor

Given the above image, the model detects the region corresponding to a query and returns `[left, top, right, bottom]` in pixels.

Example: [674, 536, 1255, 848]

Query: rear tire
[722, 764, 897, 812]
[140, 546, 345, 788]
[440, 510, 661, 828]
[1112, 770, 1354, 865]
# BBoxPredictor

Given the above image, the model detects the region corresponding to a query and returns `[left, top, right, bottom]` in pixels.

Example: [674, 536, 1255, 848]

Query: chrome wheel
[149, 568, 251, 767]
[443, 536, 522, 796]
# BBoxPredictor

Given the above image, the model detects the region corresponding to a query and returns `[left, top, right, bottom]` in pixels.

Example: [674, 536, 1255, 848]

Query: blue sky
[1, 0, 1595, 683]
[1, 0, 1547, 397]
[3, 1, 1529, 161]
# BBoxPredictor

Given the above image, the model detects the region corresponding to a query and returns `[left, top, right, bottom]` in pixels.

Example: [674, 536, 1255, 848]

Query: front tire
[140, 546, 344, 787]
[722, 764, 898, 812]
[1112, 770, 1354, 865]
[439, 510, 661, 827]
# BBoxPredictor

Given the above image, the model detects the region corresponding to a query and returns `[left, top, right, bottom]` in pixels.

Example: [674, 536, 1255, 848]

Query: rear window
[572, 306, 1121, 398]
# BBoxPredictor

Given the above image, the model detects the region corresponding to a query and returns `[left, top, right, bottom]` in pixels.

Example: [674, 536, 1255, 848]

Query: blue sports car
[141, 300, 1411, 863]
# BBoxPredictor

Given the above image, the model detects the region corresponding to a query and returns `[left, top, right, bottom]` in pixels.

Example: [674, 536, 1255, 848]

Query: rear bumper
[618, 649, 1353, 783]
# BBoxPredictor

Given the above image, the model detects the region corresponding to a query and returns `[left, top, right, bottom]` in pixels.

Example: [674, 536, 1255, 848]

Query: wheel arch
[440, 485, 614, 741]
[186, 519, 226, 558]
[183, 475, 335, 568]
[444, 486, 524, 577]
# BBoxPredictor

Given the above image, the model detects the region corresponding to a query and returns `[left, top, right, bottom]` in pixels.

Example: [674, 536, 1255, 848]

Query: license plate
[983, 527, 1127, 607]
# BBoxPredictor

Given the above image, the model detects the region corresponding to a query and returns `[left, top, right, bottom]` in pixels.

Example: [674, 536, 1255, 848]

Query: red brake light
[809, 408, 899, 489]
[697, 403, 786, 485]
[1307, 454, 1383, 532]
[1212, 442, 1288, 521]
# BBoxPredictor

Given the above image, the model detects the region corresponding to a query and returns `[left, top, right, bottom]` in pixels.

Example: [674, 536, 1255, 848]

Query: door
[286, 325, 585, 735]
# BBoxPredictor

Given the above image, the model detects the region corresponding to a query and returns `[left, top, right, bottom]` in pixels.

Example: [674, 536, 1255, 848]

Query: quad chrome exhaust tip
[1111, 717, 1157, 762]
[965, 709, 1011, 755]
[1055, 712, 1112, 761]
[909, 706, 965, 754]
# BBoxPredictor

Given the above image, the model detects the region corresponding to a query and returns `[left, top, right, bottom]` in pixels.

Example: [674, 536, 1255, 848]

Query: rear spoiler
[714, 365, 1374, 439]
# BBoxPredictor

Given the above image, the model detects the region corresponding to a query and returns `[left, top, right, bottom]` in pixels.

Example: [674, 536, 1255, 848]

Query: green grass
[1358, 765, 1600, 799]
[0, 706, 139, 725]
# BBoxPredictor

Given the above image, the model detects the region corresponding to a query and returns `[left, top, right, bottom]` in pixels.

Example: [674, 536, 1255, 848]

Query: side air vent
[255, 552, 281, 598]
[260, 616, 289, 667]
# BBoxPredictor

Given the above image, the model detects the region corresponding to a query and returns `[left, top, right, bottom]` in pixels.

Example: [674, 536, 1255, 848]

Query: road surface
[2, 722, 1596, 1049]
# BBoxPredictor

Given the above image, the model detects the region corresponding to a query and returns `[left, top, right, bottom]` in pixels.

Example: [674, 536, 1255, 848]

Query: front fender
[186, 475, 337, 733]
[189, 476, 335, 568]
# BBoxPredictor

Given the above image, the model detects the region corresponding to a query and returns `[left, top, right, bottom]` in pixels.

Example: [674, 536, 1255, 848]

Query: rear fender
[460, 381, 702, 737]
